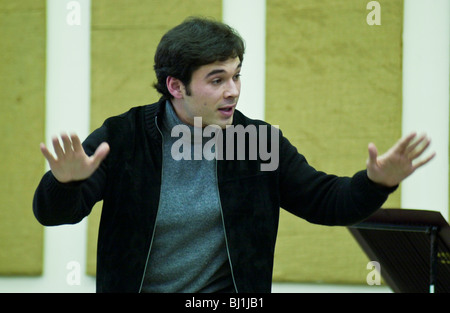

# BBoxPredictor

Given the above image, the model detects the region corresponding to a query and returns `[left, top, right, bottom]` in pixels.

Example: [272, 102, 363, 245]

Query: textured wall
[266, 0, 403, 284]
[0, 1, 46, 275]
[87, 0, 222, 275]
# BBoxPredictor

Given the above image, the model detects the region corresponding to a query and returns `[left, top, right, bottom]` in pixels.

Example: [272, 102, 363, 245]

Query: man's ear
[166, 76, 185, 99]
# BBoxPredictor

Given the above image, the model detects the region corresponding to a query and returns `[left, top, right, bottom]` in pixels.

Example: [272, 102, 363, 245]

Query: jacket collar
[144, 97, 167, 144]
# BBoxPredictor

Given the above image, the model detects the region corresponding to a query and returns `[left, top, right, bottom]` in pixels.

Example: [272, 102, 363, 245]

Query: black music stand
[348, 209, 450, 293]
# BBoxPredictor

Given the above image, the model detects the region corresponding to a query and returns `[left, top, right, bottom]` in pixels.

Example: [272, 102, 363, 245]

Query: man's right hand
[40, 133, 110, 183]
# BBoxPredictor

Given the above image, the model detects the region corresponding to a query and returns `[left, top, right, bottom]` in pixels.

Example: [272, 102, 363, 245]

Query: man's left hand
[366, 133, 436, 187]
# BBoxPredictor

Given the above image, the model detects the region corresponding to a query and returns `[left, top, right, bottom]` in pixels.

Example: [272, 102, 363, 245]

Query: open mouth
[218, 105, 235, 117]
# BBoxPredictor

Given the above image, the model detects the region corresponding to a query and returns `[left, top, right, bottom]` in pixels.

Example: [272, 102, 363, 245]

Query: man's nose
[224, 80, 240, 98]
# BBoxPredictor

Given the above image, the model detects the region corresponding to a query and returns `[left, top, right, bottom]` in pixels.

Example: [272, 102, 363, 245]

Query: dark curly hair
[153, 17, 245, 99]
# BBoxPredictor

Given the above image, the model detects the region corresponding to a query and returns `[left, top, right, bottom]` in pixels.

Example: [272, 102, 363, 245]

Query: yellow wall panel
[0, 1, 46, 275]
[266, 0, 403, 284]
[87, 0, 222, 275]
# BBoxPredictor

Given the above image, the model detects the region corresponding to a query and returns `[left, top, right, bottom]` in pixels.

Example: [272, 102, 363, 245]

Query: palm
[40, 134, 110, 183]
[366, 133, 435, 187]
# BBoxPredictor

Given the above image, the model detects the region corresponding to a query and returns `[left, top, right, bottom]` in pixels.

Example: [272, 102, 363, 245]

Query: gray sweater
[142, 101, 233, 292]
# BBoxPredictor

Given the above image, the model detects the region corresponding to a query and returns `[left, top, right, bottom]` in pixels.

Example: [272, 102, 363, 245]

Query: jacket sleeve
[278, 133, 397, 226]
[32, 125, 109, 226]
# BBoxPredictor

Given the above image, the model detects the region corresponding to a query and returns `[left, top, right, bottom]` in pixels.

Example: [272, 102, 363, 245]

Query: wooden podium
[348, 209, 450, 293]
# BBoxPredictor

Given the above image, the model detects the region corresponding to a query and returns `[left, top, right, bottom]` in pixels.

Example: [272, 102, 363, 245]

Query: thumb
[90, 142, 110, 167]
[367, 142, 378, 167]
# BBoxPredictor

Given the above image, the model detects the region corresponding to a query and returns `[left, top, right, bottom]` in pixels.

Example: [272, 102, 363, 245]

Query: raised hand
[366, 133, 436, 188]
[40, 133, 110, 183]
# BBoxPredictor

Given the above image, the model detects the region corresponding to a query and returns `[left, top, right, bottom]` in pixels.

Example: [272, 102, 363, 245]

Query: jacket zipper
[215, 158, 239, 293]
[138, 115, 164, 293]
[138, 116, 238, 292]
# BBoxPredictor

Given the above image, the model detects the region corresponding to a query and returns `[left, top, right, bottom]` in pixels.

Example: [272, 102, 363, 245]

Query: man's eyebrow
[205, 69, 226, 79]
[204, 62, 242, 79]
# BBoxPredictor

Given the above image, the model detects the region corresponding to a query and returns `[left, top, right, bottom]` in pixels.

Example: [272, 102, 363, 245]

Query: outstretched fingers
[404, 134, 426, 155]
[408, 135, 431, 160]
[70, 133, 83, 153]
[61, 133, 75, 159]
[52, 136, 65, 160]
[400, 133, 435, 171]
[39, 134, 110, 183]
[395, 132, 417, 154]
[412, 151, 436, 171]
[40, 142, 57, 165]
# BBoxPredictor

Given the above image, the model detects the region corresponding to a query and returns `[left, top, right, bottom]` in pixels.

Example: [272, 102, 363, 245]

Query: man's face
[173, 57, 242, 128]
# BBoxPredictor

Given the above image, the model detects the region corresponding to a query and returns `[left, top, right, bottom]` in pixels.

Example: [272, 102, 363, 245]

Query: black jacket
[33, 98, 395, 292]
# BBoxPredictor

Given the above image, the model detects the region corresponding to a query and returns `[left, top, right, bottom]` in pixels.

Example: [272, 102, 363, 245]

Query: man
[33, 17, 434, 293]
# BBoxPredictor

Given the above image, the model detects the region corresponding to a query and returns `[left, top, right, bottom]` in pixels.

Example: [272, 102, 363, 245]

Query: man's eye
[212, 78, 222, 85]
[233, 74, 241, 81]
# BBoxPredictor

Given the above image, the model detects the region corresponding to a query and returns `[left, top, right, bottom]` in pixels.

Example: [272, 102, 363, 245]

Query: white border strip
[223, 0, 266, 120]
[401, 0, 450, 221]
[42, 0, 94, 292]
